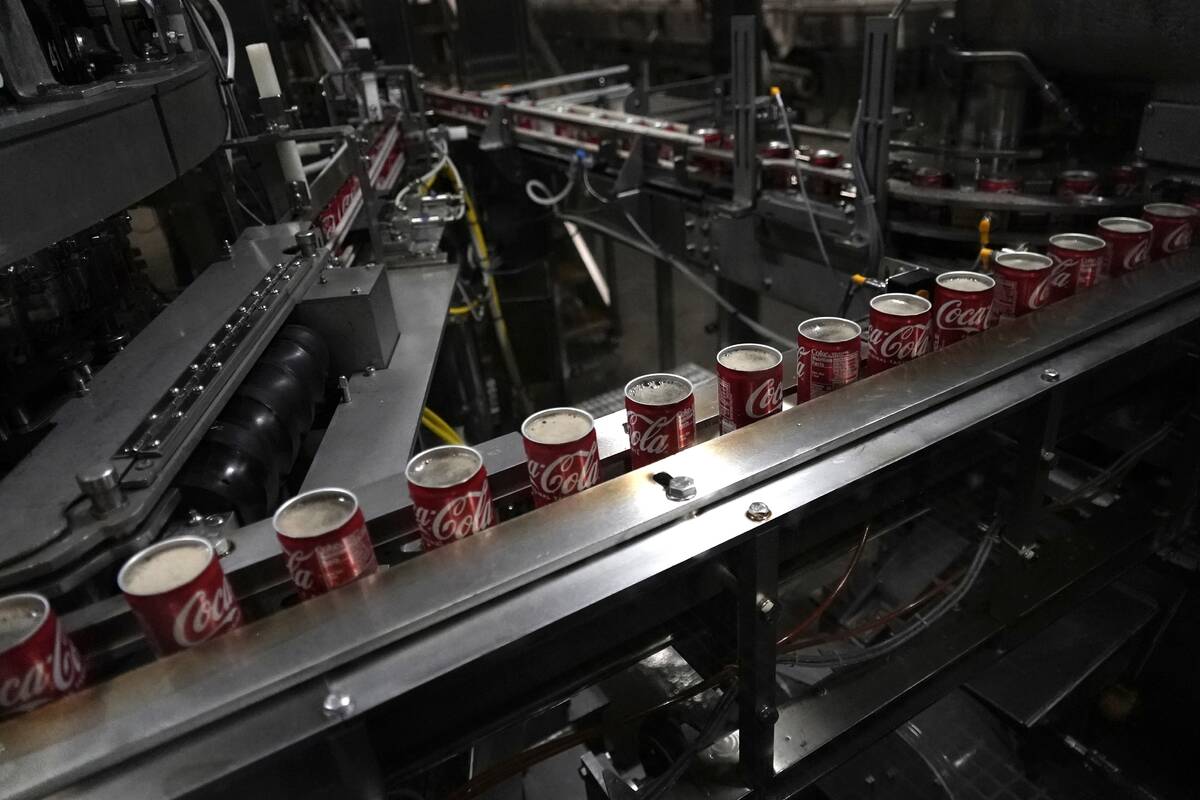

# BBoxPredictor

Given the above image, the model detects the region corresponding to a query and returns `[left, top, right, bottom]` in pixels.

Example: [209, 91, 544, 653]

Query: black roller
[219, 395, 295, 475]
[176, 437, 274, 523]
[276, 324, 330, 383]
[259, 338, 325, 400]
[236, 361, 314, 450]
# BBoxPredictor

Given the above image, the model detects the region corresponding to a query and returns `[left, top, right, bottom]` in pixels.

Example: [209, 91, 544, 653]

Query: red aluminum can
[693, 127, 724, 174]
[406, 447, 495, 550]
[932, 271, 995, 349]
[809, 149, 842, 198]
[716, 344, 783, 434]
[867, 293, 932, 375]
[1143, 202, 1198, 259]
[0, 593, 85, 717]
[760, 141, 796, 189]
[796, 317, 861, 402]
[521, 407, 599, 507]
[118, 536, 243, 655]
[624, 373, 696, 468]
[1056, 170, 1099, 198]
[1110, 164, 1143, 197]
[1097, 217, 1153, 274]
[977, 174, 1022, 194]
[1048, 233, 1108, 290]
[273, 488, 379, 598]
[992, 251, 1055, 319]
[911, 166, 948, 188]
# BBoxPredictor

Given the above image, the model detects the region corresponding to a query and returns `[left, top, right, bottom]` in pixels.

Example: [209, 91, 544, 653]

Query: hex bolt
[322, 690, 355, 720]
[757, 704, 779, 724]
[1041, 449, 1056, 464]
[666, 475, 696, 501]
[746, 501, 772, 522]
[351, 287, 361, 295]
[757, 596, 777, 621]
[295, 229, 319, 257]
[76, 463, 126, 516]
[364, 365, 376, 376]
[186, 509, 204, 527]
[1040, 368, 1060, 383]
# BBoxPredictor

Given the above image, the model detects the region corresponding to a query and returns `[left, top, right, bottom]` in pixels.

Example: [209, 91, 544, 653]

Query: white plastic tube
[245, 42, 305, 186]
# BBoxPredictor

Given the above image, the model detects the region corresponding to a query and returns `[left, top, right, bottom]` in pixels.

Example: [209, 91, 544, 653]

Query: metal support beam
[856, 16, 899, 239]
[730, 15, 759, 210]
[737, 526, 779, 789]
[655, 259, 677, 371]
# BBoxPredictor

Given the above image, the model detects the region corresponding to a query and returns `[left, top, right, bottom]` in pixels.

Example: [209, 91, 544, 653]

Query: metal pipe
[944, 45, 1080, 130]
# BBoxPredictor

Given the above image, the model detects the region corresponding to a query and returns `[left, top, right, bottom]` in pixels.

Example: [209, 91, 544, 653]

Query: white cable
[395, 141, 449, 209]
[525, 169, 576, 207]
[198, 0, 235, 80]
[773, 91, 835, 273]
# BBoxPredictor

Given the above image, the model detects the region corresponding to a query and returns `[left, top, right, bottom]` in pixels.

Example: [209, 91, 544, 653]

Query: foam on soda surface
[276, 491, 357, 538]
[524, 410, 592, 445]
[799, 318, 859, 343]
[122, 541, 210, 595]
[626, 376, 690, 406]
[407, 449, 482, 489]
[718, 346, 780, 372]
[873, 295, 928, 316]
[938, 275, 991, 292]
[0, 596, 44, 653]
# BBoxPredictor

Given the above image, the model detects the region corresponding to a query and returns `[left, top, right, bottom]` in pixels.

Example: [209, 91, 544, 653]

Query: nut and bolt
[364, 365, 376, 376]
[746, 502, 772, 522]
[665, 475, 696, 501]
[756, 704, 779, 724]
[757, 596, 777, 620]
[1040, 368, 1060, 383]
[322, 691, 355, 719]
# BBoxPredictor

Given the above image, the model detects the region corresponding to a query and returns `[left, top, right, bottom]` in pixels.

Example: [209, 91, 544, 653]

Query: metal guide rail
[3, 254, 1200, 798]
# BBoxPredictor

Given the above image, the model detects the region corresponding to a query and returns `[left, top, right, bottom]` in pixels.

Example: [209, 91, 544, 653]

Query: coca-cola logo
[529, 442, 599, 497]
[745, 378, 783, 418]
[172, 580, 241, 648]
[935, 299, 989, 333]
[286, 549, 316, 594]
[628, 407, 695, 455]
[415, 489, 495, 544]
[0, 621, 84, 713]
[796, 348, 808, 381]
[1124, 238, 1150, 271]
[868, 324, 928, 361]
[1030, 263, 1072, 308]
[1163, 224, 1193, 253]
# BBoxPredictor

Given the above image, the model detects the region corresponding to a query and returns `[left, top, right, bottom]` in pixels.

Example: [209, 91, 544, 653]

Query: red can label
[1098, 220, 1152, 275]
[625, 377, 696, 469]
[523, 411, 600, 508]
[120, 539, 243, 655]
[280, 515, 378, 600]
[1144, 204, 1197, 260]
[993, 254, 1055, 319]
[1048, 235, 1108, 290]
[410, 469, 495, 549]
[0, 598, 85, 716]
[867, 295, 931, 374]
[932, 273, 994, 349]
[796, 319, 860, 403]
[716, 346, 783, 433]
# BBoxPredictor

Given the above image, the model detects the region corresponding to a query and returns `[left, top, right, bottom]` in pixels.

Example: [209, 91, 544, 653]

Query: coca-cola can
[521, 407, 599, 507]
[716, 344, 783, 433]
[992, 251, 1055, 319]
[273, 488, 379, 599]
[867, 293, 932, 375]
[1110, 164, 1143, 197]
[1097, 217, 1153, 275]
[1143, 202, 1198, 259]
[1048, 233, 1108, 290]
[977, 174, 1021, 194]
[118, 536, 243, 655]
[911, 166, 948, 188]
[0, 593, 86, 717]
[796, 317, 861, 403]
[624, 373, 696, 468]
[1056, 170, 1099, 198]
[932, 271, 995, 349]
[809, 149, 842, 198]
[406, 446, 495, 549]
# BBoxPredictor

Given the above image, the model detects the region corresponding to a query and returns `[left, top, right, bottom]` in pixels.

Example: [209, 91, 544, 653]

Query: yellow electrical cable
[421, 407, 463, 445]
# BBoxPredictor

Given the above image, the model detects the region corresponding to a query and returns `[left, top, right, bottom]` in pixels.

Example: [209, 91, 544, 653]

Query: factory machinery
[2, 1, 1200, 799]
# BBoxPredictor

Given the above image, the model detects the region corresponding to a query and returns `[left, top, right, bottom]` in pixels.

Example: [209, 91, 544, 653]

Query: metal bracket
[480, 104, 516, 151]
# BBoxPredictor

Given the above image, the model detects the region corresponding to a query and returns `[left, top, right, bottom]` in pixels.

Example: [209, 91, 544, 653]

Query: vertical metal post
[717, 278, 762, 345]
[348, 136, 385, 259]
[856, 16, 898, 237]
[656, 258, 676, 371]
[730, 15, 758, 210]
[737, 526, 779, 790]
